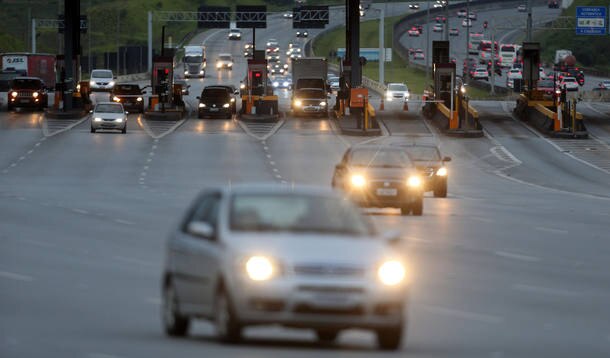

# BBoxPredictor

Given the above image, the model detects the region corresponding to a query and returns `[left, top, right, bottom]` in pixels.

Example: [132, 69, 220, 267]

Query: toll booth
[241, 59, 279, 117]
[151, 56, 174, 111]
[522, 42, 540, 94]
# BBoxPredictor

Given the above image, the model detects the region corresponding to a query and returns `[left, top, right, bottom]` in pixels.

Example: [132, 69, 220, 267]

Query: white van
[89, 69, 115, 92]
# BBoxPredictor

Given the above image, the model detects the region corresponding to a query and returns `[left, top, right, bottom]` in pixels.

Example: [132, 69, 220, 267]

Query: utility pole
[526, 0, 532, 41]
[116, 9, 120, 75]
[425, 0, 430, 80]
[88, 0, 91, 74]
[444, 0, 449, 41]
[31, 19, 36, 53]
[379, 7, 385, 85]
[490, 29, 496, 95]
[148, 11, 152, 73]
[465, 0, 470, 84]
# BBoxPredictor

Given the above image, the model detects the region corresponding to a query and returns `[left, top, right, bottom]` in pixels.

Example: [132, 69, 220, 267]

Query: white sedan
[472, 67, 489, 80]
[560, 77, 579, 91]
[90, 102, 128, 134]
[162, 185, 410, 350]
[385, 83, 410, 102]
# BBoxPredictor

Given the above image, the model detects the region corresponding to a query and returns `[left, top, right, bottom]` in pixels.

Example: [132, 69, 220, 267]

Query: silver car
[385, 83, 410, 102]
[162, 185, 409, 350]
[89, 69, 115, 92]
[90, 102, 128, 134]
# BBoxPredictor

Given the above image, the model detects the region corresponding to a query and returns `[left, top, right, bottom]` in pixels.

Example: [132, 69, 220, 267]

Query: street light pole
[379, 7, 385, 85]
[31, 18, 36, 53]
[526, 0, 533, 41]
[466, 0, 470, 85]
[425, 0, 430, 81]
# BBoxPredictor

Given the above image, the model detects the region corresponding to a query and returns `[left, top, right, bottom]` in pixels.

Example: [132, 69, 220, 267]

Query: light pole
[370, 6, 385, 85]
[465, 0, 470, 85]
[425, 0, 430, 81]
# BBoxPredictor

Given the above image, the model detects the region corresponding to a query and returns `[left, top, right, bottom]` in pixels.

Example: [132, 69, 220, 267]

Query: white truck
[499, 44, 521, 68]
[554, 49, 572, 66]
[183, 45, 206, 78]
[291, 57, 329, 117]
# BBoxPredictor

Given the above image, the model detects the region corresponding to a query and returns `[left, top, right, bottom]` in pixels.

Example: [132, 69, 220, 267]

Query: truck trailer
[291, 57, 328, 117]
[0, 53, 56, 87]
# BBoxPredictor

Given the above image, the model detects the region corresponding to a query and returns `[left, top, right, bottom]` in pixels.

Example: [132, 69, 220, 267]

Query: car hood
[348, 166, 416, 180]
[226, 233, 400, 268]
[93, 112, 125, 119]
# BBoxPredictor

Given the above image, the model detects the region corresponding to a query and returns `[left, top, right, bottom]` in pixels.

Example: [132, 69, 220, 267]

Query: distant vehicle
[462, 19, 472, 27]
[499, 44, 520, 67]
[518, 4, 527, 12]
[457, 9, 467, 17]
[228, 28, 242, 40]
[266, 39, 279, 48]
[331, 145, 424, 215]
[0, 52, 56, 87]
[554, 49, 573, 66]
[289, 48, 303, 59]
[268, 62, 288, 76]
[559, 77, 579, 91]
[6, 77, 48, 111]
[291, 57, 328, 117]
[197, 86, 236, 119]
[266, 54, 280, 63]
[468, 32, 484, 55]
[598, 80, 610, 90]
[385, 83, 410, 102]
[173, 78, 190, 96]
[548, 0, 559, 9]
[435, 16, 447, 23]
[244, 43, 253, 57]
[506, 69, 523, 88]
[110, 84, 145, 113]
[205, 85, 239, 114]
[216, 54, 234, 70]
[283, 11, 293, 18]
[472, 67, 489, 81]
[89, 69, 115, 92]
[413, 49, 425, 60]
[468, 12, 477, 20]
[478, 40, 498, 63]
[433, 23, 443, 32]
[90, 102, 128, 134]
[536, 79, 556, 95]
[539, 67, 547, 80]
[161, 184, 409, 350]
[400, 144, 451, 198]
[271, 75, 292, 89]
[296, 30, 309, 38]
[415, 24, 423, 34]
[183, 46, 206, 78]
[449, 28, 459, 36]
[409, 3, 420, 10]
[327, 76, 340, 91]
[408, 27, 420, 36]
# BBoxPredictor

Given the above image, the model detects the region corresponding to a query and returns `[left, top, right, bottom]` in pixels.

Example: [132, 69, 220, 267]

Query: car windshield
[563, 78, 576, 83]
[349, 147, 412, 168]
[229, 193, 375, 236]
[202, 88, 229, 97]
[184, 55, 202, 63]
[114, 85, 140, 94]
[219, 55, 232, 61]
[95, 104, 123, 113]
[403, 146, 441, 161]
[91, 70, 112, 78]
[10, 79, 41, 89]
[388, 84, 408, 91]
[296, 89, 324, 98]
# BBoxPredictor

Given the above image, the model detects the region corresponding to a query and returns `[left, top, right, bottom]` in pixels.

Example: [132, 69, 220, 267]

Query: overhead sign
[197, 6, 231, 28]
[336, 48, 392, 62]
[293, 6, 329, 29]
[236, 6, 266, 29]
[575, 6, 606, 35]
[57, 15, 88, 33]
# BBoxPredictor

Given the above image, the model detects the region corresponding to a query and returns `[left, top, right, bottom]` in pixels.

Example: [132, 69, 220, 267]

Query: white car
[296, 30, 309, 38]
[457, 9, 467, 17]
[228, 29, 241, 40]
[506, 69, 522, 88]
[90, 102, 127, 134]
[407, 28, 420, 36]
[432, 23, 443, 32]
[283, 12, 293, 19]
[598, 80, 610, 90]
[414, 50, 425, 60]
[462, 19, 472, 27]
[216, 54, 234, 70]
[266, 39, 279, 47]
[468, 12, 477, 20]
[161, 185, 409, 350]
[289, 48, 303, 59]
[560, 77, 579, 91]
[518, 4, 527, 12]
[385, 83, 410, 102]
[472, 67, 489, 80]
[328, 76, 340, 91]
[89, 69, 115, 92]
[449, 28, 459, 36]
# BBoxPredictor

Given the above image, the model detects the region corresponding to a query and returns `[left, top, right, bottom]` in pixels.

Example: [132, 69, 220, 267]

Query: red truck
[1, 53, 56, 87]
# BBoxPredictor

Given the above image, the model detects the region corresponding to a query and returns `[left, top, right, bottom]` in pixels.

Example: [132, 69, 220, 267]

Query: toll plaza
[239, 55, 279, 121]
[145, 56, 185, 120]
[513, 42, 587, 138]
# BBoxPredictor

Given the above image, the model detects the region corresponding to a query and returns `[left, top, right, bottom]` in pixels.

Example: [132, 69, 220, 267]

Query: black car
[109, 84, 146, 113]
[197, 86, 237, 119]
[399, 144, 451, 198]
[331, 145, 424, 215]
[0, 70, 21, 92]
[7, 77, 48, 111]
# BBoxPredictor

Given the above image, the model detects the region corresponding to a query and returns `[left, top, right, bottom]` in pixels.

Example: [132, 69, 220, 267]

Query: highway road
[400, 2, 610, 92]
[2, 5, 610, 358]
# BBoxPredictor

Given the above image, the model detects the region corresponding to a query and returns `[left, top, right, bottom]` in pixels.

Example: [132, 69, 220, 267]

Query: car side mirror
[443, 156, 452, 162]
[125, 111, 129, 115]
[187, 221, 215, 239]
[89, 110, 93, 113]
[196, 96, 200, 100]
[187, 85, 191, 89]
[335, 163, 345, 171]
[381, 229, 402, 245]
[234, 90, 240, 95]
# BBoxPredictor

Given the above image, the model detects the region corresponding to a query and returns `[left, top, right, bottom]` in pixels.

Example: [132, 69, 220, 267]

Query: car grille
[102, 118, 116, 122]
[303, 99, 321, 106]
[422, 167, 435, 177]
[96, 82, 109, 86]
[293, 264, 365, 277]
[18, 91, 33, 97]
[393, 94, 403, 98]
[293, 304, 364, 316]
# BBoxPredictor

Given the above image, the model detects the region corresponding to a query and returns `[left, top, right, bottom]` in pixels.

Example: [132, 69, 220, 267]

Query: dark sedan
[331, 145, 424, 215]
[109, 84, 145, 113]
[7, 77, 48, 111]
[400, 144, 451, 198]
[197, 86, 237, 119]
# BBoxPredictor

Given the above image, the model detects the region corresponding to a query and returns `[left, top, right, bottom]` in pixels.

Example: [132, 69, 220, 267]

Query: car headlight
[273, 82, 279, 87]
[350, 174, 366, 188]
[228, 63, 233, 67]
[90, 80, 95, 86]
[240, 83, 246, 89]
[32, 92, 39, 98]
[223, 103, 230, 108]
[294, 99, 302, 107]
[407, 176, 422, 187]
[230, 98, 235, 103]
[216, 63, 222, 68]
[11, 91, 18, 98]
[113, 96, 120, 102]
[136, 97, 143, 102]
[378, 260, 406, 286]
[283, 81, 289, 87]
[319, 101, 326, 106]
[405, 92, 410, 99]
[184, 70, 188, 75]
[93, 117, 102, 122]
[245, 256, 274, 281]
[109, 81, 115, 86]
[115, 117, 123, 123]
[199, 103, 206, 108]
[436, 167, 447, 176]
[200, 70, 204, 74]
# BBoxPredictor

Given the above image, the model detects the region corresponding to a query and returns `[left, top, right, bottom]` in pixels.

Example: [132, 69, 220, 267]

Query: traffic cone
[403, 101, 409, 111]
[379, 97, 385, 111]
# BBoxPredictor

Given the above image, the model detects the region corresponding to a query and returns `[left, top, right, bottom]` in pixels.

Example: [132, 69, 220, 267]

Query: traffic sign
[575, 6, 606, 35]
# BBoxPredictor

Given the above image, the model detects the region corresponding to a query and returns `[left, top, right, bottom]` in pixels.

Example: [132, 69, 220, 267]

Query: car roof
[95, 101, 122, 106]
[12, 76, 42, 81]
[218, 53, 232, 57]
[212, 183, 340, 197]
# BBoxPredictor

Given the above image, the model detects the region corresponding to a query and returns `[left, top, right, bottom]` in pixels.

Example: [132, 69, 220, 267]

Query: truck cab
[183, 46, 206, 78]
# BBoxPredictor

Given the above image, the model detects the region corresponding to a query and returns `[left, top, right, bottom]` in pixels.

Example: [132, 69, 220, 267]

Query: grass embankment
[534, 0, 610, 72]
[312, 15, 496, 99]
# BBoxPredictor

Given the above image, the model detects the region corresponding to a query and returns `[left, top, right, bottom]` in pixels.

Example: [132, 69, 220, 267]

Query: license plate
[209, 108, 219, 112]
[312, 293, 350, 307]
[377, 188, 397, 196]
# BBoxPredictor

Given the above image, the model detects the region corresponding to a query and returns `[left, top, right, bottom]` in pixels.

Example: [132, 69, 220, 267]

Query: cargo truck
[1, 52, 56, 87]
[182, 46, 206, 78]
[291, 57, 328, 117]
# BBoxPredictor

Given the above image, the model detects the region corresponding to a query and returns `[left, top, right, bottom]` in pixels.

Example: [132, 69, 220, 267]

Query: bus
[499, 44, 520, 68]
[468, 33, 484, 55]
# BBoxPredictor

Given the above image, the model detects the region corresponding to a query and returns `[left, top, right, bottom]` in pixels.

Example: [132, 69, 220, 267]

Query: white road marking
[273, 168, 279, 172]
[266, 154, 272, 158]
[494, 250, 541, 263]
[420, 304, 504, 324]
[114, 219, 135, 225]
[263, 146, 269, 151]
[0, 270, 33, 282]
[512, 283, 582, 297]
[42, 115, 88, 137]
[112, 255, 153, 266]
[20, 238, 55, 248]
[71, 208, 89, 215]
[269, 161, 275, 165]
[470, 216, 496, 223]
[535, 226, 568, 235]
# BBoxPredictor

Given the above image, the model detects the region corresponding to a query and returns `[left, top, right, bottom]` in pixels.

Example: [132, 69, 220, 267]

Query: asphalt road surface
[2, 6, 610, 358]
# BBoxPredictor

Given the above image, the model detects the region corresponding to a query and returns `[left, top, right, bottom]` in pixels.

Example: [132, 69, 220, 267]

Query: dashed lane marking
[494, 250, 541, 263]
[237, 119, 285, 140]
[43, 115, 88, 137]
[0, 270, 34, 282]
[512, 283, 583, 298]
[535, 226, 568, 235]
[139, 117, 186, 139]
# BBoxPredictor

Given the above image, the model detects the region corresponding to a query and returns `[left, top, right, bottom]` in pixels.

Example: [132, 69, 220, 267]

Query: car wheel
[162, 281, 190, 337]
[411, 196, 423, 216]
[6, 104, 12, 111]
[316, 329, 339, 343]
[433, 181, 447, 198]
[214, 288, 242, 343]
[376, 324, 403, 350]
[122, 127, 127, 134]
[90, 127, 96, 133]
